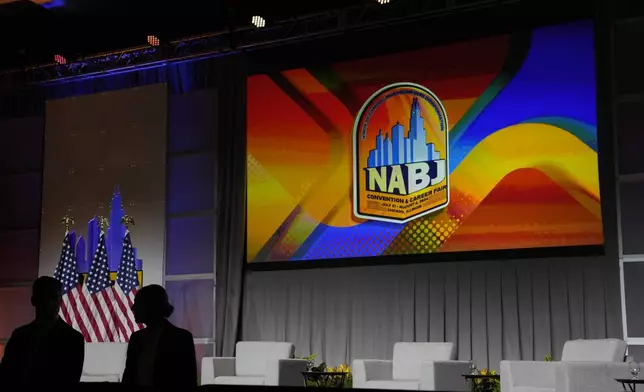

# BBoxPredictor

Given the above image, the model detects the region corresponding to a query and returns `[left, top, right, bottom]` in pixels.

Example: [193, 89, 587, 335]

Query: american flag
[53, 232, 87, 336]
[82, 232, 119, 342]
[113, 232, 143, 341]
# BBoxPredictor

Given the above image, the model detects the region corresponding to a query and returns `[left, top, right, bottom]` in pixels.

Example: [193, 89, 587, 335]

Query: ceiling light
[147, 35, 160, 47]
[54, 54, 67, 65]
[251, 15, 266, 28]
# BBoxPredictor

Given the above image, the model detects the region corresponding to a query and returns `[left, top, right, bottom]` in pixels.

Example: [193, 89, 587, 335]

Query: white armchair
[501, 339, 629, 392]
[353, 342, 470, 391]
[201, 341, 308, 386]
[81, 343, 128, 382]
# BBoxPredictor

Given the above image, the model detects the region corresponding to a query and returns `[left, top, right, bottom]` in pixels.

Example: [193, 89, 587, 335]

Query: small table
[462, 374, 501, 392]
[616, 378, 644, 392]
[302, 372, 348, 388]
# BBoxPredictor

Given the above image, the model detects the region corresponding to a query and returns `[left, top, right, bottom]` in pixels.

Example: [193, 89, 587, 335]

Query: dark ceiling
[0, 0, 367, 70]
[1, 0, 641, 71]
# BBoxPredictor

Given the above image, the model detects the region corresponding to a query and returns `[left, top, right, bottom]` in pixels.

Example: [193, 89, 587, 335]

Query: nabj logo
[352, 83, 450, 224]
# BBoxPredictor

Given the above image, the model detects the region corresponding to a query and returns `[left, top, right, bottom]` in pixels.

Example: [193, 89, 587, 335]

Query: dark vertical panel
[444, 264, 459, 352]
[400, 267, 416, 344]
[620, 180, 644, 255]
[166, 216, 215, 275]
[168, 89, 217, 153]
[514, 263, 534, 360]
[0, 286, 34, 338]
[0, 116, 44, 284]
[616, 99, 644, 175]
[0, 230, 39, 282]
[566, 258, 586, 340]
[486, 262, 503, 368]
[0, 117, 44, 174]
[549, 262, 571, 359]
[613, 21, 644, 96]
[167, 153, 216, 215]
[531, 262, 552, 360]
[457, 263, 472, 361]
[470, 263, 488, 366]
[501, 265, 521, 360]
[0, 173, 42, 229]
[414, 267, 429, 342]
[624, 263, 644, 337]
[584, 258, 608, 338]
[428, 265, 445, 342]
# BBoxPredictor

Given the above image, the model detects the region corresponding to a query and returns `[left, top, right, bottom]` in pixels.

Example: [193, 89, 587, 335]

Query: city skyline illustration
[367, 97, 443, 168]
[65, 188, 143, 274]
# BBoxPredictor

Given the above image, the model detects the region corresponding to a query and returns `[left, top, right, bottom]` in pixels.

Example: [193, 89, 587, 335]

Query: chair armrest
[352, 360, 393, 388]
[501, 360, 557, 392]
[200, 357, 236, 385]
[420, 360, 471, 391]
[264, 358, 308, 386]
[555, 361, 630, 392]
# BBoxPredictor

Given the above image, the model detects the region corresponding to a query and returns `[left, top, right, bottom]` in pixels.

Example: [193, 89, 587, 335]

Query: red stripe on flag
[91, 292, 114, 342]
[108, 287, 130, 342]
[64, 287, 92, 341]
[76, 288, 105, 342]
[112, 287, 135, 341]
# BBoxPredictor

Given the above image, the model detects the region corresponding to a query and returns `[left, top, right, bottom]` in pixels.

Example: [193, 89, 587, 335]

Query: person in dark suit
[0, 276, 85, 386]
[122, 284, 197, 388]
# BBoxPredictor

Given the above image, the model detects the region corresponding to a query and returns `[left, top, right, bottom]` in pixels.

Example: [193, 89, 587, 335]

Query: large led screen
[247, 20, 603, 263]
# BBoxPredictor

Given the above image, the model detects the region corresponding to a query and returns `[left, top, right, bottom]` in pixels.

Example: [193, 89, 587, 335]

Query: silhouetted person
[122, 284, 197, 388]
[0, 276, 84, 386]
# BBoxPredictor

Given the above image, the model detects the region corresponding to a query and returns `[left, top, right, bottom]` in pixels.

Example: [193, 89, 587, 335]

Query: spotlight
[53, 54, 67, 65]
[147, 35, 160, 47]
[377, 0, 390, 3]
[251, 15, 266, 28]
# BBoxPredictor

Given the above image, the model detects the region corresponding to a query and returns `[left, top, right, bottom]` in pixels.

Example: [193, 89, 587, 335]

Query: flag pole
[60, 215, 75, 234]
[121, 214, 135, 235]
[97, 216, 109, 233]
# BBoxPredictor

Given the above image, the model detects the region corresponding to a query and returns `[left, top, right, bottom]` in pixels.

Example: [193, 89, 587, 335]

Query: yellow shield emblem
[352, 83, 450, 224]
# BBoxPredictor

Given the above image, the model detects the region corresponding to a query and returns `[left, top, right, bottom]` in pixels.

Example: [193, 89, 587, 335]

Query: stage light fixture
[147, 35, 161, 47]
[251, 15, 266, 28]
[53, 54, 67, 65]
[377, 0, 391, 4]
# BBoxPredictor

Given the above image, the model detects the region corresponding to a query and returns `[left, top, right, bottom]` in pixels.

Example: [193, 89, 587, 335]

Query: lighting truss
[0, 0, 523, 86]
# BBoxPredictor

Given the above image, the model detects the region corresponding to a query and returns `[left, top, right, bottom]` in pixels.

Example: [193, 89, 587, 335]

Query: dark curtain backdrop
[213, 54, 247, 357]
[242, 255, 622, 369]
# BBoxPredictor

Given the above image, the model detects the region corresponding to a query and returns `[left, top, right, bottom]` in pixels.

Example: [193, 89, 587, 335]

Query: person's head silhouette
[31, 276, 63, 321]
[131, 284, 174, 327]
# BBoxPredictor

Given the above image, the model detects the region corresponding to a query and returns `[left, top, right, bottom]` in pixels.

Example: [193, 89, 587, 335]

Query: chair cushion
[235, 341, 294, 377]
[83, 343, 128, 378]
[215, 376, 266, 386]
[393, 342, 455, 380]
[365, 380, 419, 390]
[81, 374, 121, 383]
[561, 339, 626, 362]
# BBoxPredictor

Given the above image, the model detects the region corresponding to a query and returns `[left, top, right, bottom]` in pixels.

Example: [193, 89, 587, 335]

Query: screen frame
[244, 0, 613, 271]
